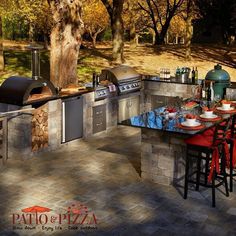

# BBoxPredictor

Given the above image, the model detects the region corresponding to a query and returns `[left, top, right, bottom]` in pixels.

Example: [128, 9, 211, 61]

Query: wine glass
[214, 94, 221, 102]
[200, 100, 208, 109]
[213, 94, 221, 108]
[224, 94, 231, 101]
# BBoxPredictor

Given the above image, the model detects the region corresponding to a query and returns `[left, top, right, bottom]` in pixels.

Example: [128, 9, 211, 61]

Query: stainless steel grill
[100, 65, 141, 94]
[94, 86, 110, 101]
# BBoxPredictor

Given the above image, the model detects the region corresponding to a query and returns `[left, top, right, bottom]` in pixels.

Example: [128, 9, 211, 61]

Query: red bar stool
[184, 118, 231, 207]
[226, 114, 236, 192]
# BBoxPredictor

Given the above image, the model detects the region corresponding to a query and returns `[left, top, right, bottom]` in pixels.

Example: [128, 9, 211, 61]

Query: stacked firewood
[32, 104, 48, 151]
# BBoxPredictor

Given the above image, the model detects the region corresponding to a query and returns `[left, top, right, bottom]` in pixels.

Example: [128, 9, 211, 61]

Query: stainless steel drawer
[93, 104, 106, 134]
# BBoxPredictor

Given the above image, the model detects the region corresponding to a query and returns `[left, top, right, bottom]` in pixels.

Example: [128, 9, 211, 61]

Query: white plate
[216, 107, 234, 111]
[200, 114, 218, 119]
[181, 121, 201, 127]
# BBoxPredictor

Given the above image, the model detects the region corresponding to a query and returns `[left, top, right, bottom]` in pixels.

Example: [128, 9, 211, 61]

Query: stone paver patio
[0, 126, 236, 236]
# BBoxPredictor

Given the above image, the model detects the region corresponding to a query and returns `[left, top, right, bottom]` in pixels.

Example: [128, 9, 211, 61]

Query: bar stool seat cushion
[185, 130, 229, 182]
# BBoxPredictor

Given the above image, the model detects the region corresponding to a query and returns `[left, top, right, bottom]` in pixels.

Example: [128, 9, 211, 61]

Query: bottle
[191, 67, 195, 84]
[201, 80, 206, 99]
[164, 68, 166, 79]
[176, 67, 180, 77]
[167, 68, 171, 79]
[96, 74, 100, 86]
[160, 68, 163, 79]
[195, 67, 198, 83]
[210, 81, 214, 101]
[92, 72, 96, 88]
[207, 84, 211, 102]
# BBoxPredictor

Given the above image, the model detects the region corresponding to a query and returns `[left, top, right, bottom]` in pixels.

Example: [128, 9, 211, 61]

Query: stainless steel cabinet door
[62, 96, 83, 143]
[118, 95, 140, 122]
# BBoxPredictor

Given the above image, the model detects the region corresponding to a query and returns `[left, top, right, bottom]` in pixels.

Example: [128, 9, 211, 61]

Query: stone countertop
[143, 75, 199, 85]
[58, 88, 94, 99]
[119, 106, 225, 136]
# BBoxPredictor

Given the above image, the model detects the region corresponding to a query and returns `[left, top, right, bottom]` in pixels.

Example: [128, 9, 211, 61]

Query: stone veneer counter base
[141, 128, 187, 186]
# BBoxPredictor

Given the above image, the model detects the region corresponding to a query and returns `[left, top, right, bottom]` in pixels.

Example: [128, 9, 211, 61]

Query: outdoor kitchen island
[119, 107, 216, 186]
[120, 78, 216, 186]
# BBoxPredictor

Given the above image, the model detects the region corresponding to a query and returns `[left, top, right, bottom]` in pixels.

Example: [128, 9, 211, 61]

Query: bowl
[168, 112, 177, 118]
[186, 118, 197, 125]
[204, 110, 214, 117]
[222, 103, 231, 110]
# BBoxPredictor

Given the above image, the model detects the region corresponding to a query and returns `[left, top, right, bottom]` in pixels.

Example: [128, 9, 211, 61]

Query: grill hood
[100, 65, 140, 84]
[100, 65, 142, 94]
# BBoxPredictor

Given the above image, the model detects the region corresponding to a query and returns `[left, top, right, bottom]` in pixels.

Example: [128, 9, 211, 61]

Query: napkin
[183, 101, 198, 110]
[108, 84, 116, 92]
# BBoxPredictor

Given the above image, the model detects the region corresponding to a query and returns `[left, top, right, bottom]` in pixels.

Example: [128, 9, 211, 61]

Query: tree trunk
[165, 32, 169, 44]
[43, 33, 49, 50]
[29, 22, 34, 42]
[89, 27, 104, 49]
[130, 21, 137, 47]
[155, 17, 173, 45]
[92, 33, 98, 48]
[0, 16, 4, 71]
[111, 2, 124, 64]
[185, 0, 194, 60]
[101, 0, 125, 64]
[128, 1, 137, 48]
[154, 32, 162, 45]
[135, 34, 139, 45]
[49, 0, 84, 88]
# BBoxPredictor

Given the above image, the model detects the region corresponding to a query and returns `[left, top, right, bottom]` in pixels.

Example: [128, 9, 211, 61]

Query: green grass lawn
[0, 50, 31, 84]
[0, 47, 108, 85]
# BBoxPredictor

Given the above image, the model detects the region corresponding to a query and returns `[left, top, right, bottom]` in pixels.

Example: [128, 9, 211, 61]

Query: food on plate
[100, 80, 110, 86]
[185, 114, 196, 119]
[202, 106, 214, 112]
[183, 101, 198, 109]
[185, 114, 197, 125]
[221, 100, 231, 104]
[165, 107, 177, 113]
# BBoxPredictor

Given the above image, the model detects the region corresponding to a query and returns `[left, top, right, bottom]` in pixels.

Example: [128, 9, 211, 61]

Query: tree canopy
[138, 0, 185, 45]
[82, 0, 109, 48]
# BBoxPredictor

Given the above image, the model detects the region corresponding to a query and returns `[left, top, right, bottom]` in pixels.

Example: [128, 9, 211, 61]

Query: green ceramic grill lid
[205, 64, 230, 82]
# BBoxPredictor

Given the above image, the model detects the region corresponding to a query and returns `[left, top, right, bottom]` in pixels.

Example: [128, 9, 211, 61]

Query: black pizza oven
[0, 45, 57, 106]
[0, 76, 57, 105]
[100, 65, 142, 94]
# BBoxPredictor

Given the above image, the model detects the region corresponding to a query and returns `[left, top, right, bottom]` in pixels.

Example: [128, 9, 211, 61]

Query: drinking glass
[200, 100, 208, 109]
[224, 94, 231, 101]
[214, 94, 221, 102]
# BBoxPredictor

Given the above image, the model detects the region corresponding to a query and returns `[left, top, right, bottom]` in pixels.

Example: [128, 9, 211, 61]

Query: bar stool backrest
[230, 114, 236, 138]
[213, 117, 231, 145]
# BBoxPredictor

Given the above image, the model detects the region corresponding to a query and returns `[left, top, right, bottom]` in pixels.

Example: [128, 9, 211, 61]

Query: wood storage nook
[32, 104, 49, 151]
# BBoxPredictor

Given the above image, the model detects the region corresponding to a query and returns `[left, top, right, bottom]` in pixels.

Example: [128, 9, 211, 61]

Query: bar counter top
[143, 75, 199, 85]
[120, 107, 213, 136]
